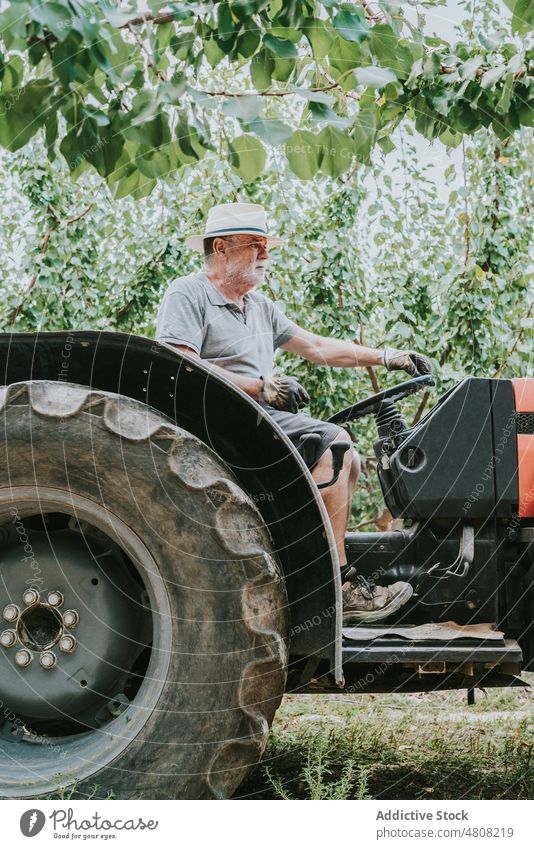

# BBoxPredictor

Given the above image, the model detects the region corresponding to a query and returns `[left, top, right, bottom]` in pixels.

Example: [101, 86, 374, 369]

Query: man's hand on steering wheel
[384, 348, 433, 378]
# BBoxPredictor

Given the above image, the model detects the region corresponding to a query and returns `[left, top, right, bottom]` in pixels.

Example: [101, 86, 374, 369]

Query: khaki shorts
[260, 402, 346, 471]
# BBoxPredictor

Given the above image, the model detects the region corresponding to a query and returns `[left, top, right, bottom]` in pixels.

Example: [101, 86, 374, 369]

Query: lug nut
[15, 649, 33, 667]
[0, 629, 16, 648]
[63, 610, 79, 628]
[22, 589, 39, 606]
[47, 591, 64, 607]
[59, 634, 76, 653]
[3, 604, 20, 622]
[39, 651, 57, 669]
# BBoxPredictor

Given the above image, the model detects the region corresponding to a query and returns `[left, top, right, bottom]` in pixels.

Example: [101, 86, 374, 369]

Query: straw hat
[186, 202, 283, 252]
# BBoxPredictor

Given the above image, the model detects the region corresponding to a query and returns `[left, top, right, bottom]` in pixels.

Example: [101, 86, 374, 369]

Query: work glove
[384, 348, 433, 377]
[260, 375, 310, 414]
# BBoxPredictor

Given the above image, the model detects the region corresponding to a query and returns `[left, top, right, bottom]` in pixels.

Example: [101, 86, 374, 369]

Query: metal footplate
[342, 622, 522, 673]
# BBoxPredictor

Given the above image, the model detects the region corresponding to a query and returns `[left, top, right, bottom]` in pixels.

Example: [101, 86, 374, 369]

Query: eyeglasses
[221, 237, 268, 252]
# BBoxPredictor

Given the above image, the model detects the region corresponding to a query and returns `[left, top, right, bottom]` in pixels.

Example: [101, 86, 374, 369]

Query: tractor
[0, 330, 532, 799]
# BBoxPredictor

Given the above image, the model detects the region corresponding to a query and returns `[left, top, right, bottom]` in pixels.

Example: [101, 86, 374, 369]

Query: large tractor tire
[0, 381, 288, 799]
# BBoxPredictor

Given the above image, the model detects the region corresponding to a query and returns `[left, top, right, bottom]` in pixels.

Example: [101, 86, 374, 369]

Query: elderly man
[156, 203, 432, 623]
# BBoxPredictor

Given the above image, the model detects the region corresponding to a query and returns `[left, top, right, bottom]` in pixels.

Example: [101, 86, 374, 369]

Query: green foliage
[1, 114, 531, 527]
[240, 680, 534, 799]
[266, 735, 371, 800]
[0, 0, 532, 194]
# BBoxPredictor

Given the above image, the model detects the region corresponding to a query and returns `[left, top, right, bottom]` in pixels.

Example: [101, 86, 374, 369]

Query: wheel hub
[0, 523, 147, 721]
[16, 597, 67, 651]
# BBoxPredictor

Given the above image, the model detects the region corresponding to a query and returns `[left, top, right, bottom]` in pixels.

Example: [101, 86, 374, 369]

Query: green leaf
[246, 117, 293, 145]
[512, 0, 534, 34]
[175, 113, 202, 163]
[250, 49, 274, 89]
[377, 134, 396, 154]
[318, 126, 354, 177]
[228, 134, 266, 181]
[31, 2, 76, 41]
[328, 34, 363, 77]
[368, 24, 397, 63]
[217, 1, 236, 42]
[111, 169, 141, 199]
[0, 80, 51, 152]
[304, 19, 334, 60]
[124, 114, 170, 149]
[203, 36, 225, 68]
[271, 57, 294, 82]
[459, 55, 484, 81]
[293, 87, 335, 106]
[0, 3, 29, 50]
[222, 95, 262, 121]
[439, 127, 463, 148]
[45, 111, 57, 158]
[332, 10, 370, 44]
[496, 73, 513, 115]
[1, 56, 24, 92]
[137, 149, 170, 179]
[263, 33, 298, 58]
[236, 26, 261, 59]
[352, 93, 377, 164]
[285, 129, 322, 179]
[170, 32, 194, 60]
[308, 101, 349, 127]
[269, 26, 302, 43]
[480, 64, 506, 90]
[355, 66, 397, 88]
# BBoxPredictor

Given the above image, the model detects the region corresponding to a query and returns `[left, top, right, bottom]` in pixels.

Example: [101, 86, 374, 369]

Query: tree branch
[120, 12, 177, 28]
[201, 79, 359, 99]
[412, 390, 430, 426]
[358, 0, 386, 23]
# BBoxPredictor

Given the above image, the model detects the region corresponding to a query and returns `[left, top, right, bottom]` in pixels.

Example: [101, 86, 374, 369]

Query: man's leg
[312, 432, 413, 624]
[259, 403, 413, 621]
[311, 432, 360, 567]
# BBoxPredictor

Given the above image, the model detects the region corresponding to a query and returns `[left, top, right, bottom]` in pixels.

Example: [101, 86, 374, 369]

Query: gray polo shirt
[156, 272, 298, 378]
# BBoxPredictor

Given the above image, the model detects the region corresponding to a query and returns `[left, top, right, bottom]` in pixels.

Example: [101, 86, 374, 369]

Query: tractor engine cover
[378, 377, 530, 520]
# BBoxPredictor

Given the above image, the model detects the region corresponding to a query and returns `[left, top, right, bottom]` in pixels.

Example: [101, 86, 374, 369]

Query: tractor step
[342, 622, 522, 667]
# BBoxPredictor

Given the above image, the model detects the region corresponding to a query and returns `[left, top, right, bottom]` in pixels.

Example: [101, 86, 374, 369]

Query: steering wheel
[327, 374, 435, 426]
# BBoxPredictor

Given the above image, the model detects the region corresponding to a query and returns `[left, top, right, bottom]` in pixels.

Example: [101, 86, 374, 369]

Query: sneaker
[342, 574, 413, 625]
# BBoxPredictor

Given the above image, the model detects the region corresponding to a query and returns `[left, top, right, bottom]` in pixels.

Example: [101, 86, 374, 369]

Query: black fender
[0, 331, 342, 679]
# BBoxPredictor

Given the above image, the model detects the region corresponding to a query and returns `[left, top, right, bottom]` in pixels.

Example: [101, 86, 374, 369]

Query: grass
[237, 673, 534, 800]
[42, 781, 114, 801]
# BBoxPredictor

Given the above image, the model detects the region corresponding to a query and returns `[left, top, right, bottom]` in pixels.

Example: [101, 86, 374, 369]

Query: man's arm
[280, 327, 383, 368]
[168, 344, 262, 400]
